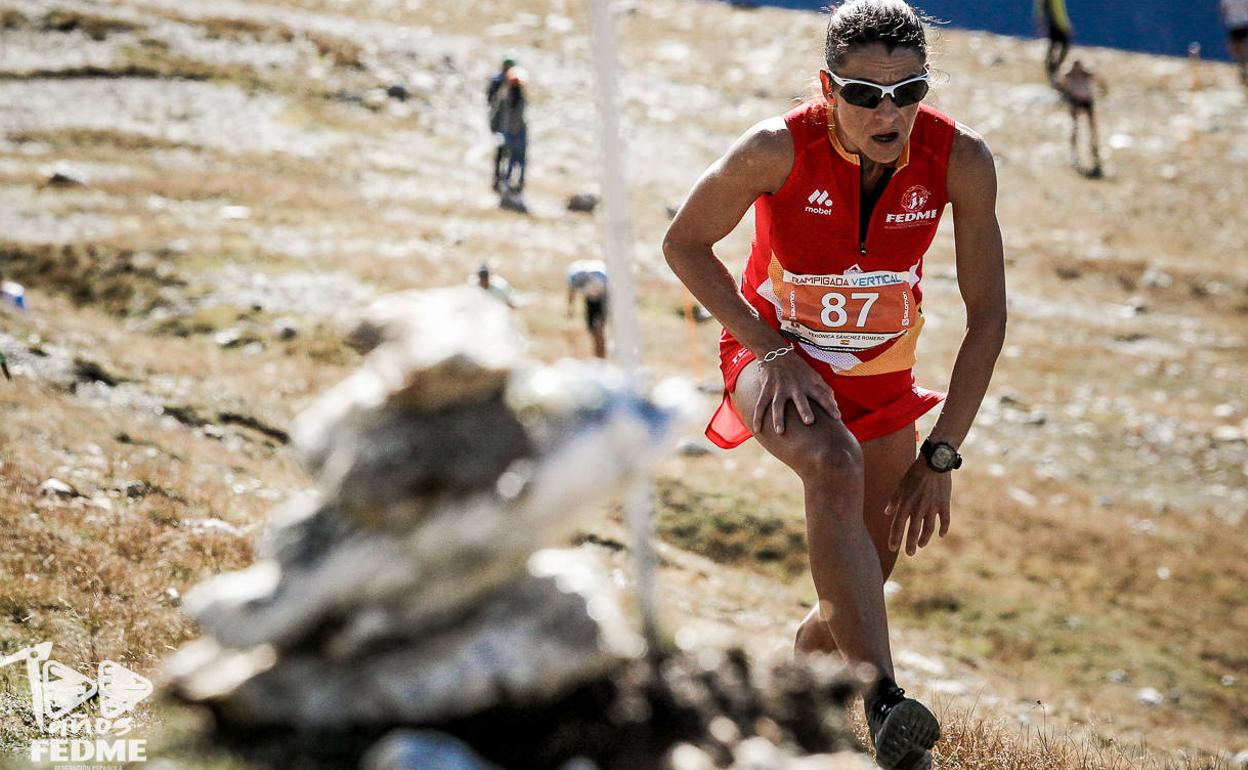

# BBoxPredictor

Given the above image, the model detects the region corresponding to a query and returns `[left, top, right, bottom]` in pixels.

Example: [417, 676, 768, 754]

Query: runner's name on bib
[772, 267, 915, 353]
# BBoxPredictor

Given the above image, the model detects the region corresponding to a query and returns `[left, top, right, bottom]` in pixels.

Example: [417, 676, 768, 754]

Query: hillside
[0, 0, 1246, 767]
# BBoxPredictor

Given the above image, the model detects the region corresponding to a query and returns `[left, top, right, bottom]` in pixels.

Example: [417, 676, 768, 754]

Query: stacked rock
[163, 288, 871, 770]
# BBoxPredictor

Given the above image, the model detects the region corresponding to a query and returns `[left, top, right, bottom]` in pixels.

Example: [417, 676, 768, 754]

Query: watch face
[932, 445, 956, 470]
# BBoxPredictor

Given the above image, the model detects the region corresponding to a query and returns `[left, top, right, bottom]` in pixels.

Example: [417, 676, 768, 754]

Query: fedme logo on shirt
[886, 185, 938, 225]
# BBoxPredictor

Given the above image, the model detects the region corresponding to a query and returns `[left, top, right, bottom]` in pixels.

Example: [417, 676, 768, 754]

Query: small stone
[1213, 425, 1246, 444]
[38, 478, 79, 498]
[1141, 266, 1173, 290]
[386, 83, 408, 101]
[219, 205, 251, 221]
[1007, 487, 1037, 507]
[363, 88, 389, 110]
[201, 424, 226, 439]
[275, 320, 299, 340]
[362, 729, 501, 770]
[182, 518, 244, 537]
[1106, 669, 1128, 683]
[45, 162, 90, 188]
[1135, 687, 1164, 707]
[567, 193, 600, 213]
[1221, 674, 1237, 687]
[214, 328, 245, 348]
[667, 744, 716, 770]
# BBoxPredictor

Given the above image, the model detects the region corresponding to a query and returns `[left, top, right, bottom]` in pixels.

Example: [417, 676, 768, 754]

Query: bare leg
[589, 323, 607, 359]
[731, 361, 893, 678]
[1087, 108, 1102, 172]
[1232, 37, 1248, 83]
[493, 144, 506, 190]
[1069, 108, 1080, 167]
[1054, 38, 1070, 78]
[794, 423, 918, 656]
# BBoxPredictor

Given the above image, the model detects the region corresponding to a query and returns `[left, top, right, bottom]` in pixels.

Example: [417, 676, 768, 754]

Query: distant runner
[663, 2, 1006, 768]
[1, 274, 26, 311]
[566, 259, 609, 359]
[1036, 0, 1073, 83]
[470, 263, 516, 308]
[487, 59, 529, 195]
[1057, 59, 1106, 176]
[1222, 0, 1248, 84]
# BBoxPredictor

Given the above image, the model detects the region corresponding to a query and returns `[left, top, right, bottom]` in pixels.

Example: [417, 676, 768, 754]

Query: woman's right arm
[662, 118, 793, 360]
[662, 118, 839, 434]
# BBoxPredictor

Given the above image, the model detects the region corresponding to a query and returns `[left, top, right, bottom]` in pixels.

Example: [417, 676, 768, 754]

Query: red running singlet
[708, 100, 956, 449]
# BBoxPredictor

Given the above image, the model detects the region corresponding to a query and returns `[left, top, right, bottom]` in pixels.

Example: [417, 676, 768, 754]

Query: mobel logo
[0, 642, 153, 765]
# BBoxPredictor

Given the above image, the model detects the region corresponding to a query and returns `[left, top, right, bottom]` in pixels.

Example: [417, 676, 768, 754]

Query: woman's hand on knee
[752, 354, 840, 436]
[884, 459, 952, 556]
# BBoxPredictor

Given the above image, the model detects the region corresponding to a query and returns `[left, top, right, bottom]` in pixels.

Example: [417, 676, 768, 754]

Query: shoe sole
[873, 700, 940, 770]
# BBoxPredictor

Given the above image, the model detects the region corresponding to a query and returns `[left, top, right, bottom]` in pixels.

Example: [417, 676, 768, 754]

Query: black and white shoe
[865, 679, 940, 770]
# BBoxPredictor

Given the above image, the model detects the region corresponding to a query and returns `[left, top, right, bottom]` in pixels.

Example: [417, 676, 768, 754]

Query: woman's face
[821, 43, 926, 165]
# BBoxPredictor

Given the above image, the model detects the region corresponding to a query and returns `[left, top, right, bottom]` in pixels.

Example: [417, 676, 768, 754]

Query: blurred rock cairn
[164, 288, 870, 770]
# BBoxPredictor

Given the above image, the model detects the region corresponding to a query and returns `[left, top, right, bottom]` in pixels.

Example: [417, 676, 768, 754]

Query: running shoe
[865, 679, 940, 770]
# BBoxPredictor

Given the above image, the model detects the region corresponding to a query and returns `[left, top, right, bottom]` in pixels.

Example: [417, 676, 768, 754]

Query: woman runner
[662, 2, 1007, 768]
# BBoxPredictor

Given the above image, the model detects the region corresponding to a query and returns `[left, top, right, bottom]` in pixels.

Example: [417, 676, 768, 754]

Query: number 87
[820, 291, 879, 328]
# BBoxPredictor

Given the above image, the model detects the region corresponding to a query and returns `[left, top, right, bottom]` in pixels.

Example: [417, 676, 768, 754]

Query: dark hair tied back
[825, 0, 929, 71]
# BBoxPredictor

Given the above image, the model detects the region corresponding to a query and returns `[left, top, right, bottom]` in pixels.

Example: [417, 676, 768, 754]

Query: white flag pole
[587, 0, 659, 649]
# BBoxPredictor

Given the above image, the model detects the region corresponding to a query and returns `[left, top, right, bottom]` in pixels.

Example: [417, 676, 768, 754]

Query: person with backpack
[487, 57, 529, 194]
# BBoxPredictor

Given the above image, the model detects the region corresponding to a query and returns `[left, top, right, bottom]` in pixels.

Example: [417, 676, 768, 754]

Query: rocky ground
[0, 0, 1246, 767]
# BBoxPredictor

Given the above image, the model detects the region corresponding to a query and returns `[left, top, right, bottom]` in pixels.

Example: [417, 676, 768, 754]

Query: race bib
[769, 262, 919, 353]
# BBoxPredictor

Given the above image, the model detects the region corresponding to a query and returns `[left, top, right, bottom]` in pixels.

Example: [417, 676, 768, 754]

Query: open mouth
[872, 131, 900, 145]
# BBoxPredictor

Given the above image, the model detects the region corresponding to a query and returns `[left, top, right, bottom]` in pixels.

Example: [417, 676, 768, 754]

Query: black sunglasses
[826, 71, 930, 109]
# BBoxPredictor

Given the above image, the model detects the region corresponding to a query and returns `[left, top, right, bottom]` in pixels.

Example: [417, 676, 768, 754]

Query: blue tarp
[733, 1, 1233, 62]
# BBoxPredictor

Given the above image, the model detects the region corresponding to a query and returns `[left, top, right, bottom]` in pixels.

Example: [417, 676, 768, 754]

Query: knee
[791, 432, 863, 486]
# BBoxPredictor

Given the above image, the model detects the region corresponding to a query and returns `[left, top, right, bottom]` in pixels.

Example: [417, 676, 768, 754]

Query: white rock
[38, 478, 79, 498]
[668, 743, 717, 770]
[1135, 687, 1164, 707]
[182, 518, 245, 537]
[1007, 487, 1038, 507]
[894, 649, 946, 676]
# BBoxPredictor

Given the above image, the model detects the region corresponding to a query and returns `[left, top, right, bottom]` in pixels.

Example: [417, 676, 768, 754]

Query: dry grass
[39, 9, 145, 40]
[923, 701, 1234, 770]
[6, 128, 195, 153]
[0, 242, 182, 316]
[0, 378, 281, 754]
[655, 476, 809, 580]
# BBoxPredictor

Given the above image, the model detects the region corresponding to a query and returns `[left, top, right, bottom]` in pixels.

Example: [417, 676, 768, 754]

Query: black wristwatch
[920, 438, 962, 473]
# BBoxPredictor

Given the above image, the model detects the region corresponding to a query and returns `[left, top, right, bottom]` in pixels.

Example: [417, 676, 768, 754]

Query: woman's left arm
[886, 125, 1007, 556]
[928, 125, 1008, 448]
